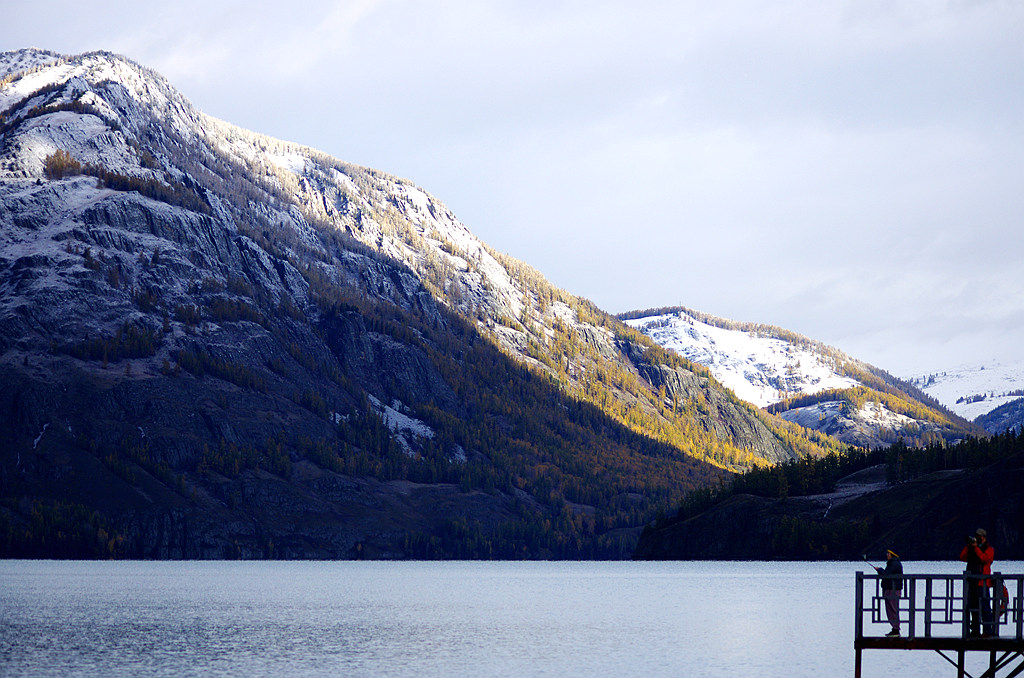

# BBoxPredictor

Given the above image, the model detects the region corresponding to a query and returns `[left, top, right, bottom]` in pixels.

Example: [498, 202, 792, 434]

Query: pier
[855, 572, 1024, 677]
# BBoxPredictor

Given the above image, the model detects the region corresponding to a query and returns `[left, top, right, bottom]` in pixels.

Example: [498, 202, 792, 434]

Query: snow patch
[857, 401, 913, 429]
[550, 302, 577, 326]
[777, 399, 916, 448]
[904, 359, 1024, 420]
[449, 444, 467, 463]
[368, 395, 435, 458]
[403, 184, 432, 217]
[331, 168, 359, 195]
[0, 61, 77, 113]
[267, 152, 306, 175]
[627, 311, 859, 407]
[33, 422, 49, 449]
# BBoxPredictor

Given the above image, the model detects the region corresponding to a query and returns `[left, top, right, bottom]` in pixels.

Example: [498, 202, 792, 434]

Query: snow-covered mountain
[0, 49, 853, 559]
[623, 309, 859, 408]
[904, 360, 1024, 421]
[623, 307, 982, 447]
[621, 310, 1024, 435]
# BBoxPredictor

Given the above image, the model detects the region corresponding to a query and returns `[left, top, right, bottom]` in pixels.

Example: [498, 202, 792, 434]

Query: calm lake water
[0, 560, 1013, 677]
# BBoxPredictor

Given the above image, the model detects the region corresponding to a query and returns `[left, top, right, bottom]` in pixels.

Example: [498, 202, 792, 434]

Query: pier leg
[1005, 653, 1024, 678]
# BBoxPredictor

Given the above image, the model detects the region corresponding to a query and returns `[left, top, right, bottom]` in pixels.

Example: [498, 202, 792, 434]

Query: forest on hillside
[637, 430, 1024, 560]
[660, 430, 1022, 526]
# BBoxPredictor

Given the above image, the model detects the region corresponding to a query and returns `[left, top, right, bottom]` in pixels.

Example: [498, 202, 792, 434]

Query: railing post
[925, 577, 933, 637]
[908, 576, 916, 638]
[962, 570, 970, 639]
[993, 572, 1002, 638]
[1017, 577, 1023, 641]
[856, 571, 864, 641]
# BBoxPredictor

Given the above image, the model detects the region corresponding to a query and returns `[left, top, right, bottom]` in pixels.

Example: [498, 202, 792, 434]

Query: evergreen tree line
[65, 322, 160, 363]
[40, 146, 212, 215]
[884, 430, 1023, 483]
[0, 500, 125, 559]
[659, 429, 1024, 530]
[174, 348, 267, 393]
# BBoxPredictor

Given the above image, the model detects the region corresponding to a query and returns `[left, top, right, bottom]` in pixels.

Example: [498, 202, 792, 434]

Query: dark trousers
[967, 584, 993, 635]
[883, 589, 900, 630]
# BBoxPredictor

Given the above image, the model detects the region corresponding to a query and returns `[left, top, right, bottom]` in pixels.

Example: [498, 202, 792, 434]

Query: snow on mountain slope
[905, 360, 1024, 421]
[776, 400, 916, 449]
[0, 49, 524, 329]
[623, 307, 981, 448]
[0, 49, 61, 79]
[624, 309, 859, 407]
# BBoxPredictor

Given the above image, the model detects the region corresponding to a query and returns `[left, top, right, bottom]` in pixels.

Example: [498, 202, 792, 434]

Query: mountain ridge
[622, 306, 983, 448]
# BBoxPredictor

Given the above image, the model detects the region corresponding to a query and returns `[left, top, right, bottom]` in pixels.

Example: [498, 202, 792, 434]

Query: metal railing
[855, 572, 1024, 640]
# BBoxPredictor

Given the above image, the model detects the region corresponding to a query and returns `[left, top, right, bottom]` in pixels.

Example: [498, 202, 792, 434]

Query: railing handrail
[861, 572, 1024, 581]
[856, 571, 1024, 642]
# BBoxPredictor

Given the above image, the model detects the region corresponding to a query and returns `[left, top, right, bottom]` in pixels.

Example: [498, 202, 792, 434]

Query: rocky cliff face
[619, 340, 796, 464]
[1, 49, 843, 559]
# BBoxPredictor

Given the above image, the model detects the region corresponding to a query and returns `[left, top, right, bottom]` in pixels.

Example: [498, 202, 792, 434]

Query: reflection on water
[0, 560, 1013, 677]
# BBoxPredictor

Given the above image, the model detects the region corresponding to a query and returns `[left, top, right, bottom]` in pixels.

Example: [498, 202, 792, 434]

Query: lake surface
[0, 560, 1013, 677]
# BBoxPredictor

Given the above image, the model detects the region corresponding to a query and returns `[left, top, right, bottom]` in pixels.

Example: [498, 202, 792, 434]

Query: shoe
[886, 629, 900, 637]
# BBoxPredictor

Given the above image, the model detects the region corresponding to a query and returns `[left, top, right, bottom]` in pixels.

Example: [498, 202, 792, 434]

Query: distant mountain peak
[904, 360, 1024, 425]
[622, 306, 983, 447]
[622, 307, 860, 407]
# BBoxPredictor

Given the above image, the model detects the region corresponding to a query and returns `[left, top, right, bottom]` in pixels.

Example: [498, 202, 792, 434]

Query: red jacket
[960, 542, 995, 586]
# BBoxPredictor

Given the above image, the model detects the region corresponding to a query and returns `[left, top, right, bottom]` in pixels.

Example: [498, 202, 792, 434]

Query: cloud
[112, 0, 385, 85]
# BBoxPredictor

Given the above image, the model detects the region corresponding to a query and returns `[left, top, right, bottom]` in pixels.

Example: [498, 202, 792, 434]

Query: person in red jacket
[959, 528, 995, 636]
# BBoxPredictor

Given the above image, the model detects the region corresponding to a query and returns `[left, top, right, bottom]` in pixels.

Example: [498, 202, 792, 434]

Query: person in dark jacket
[875, 549, 904, 637]
[960, 528, 995, 636]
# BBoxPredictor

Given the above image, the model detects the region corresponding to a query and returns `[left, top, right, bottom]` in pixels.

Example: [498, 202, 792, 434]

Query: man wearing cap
[875, 549, 904, 637]
[960, 528, 995, 636]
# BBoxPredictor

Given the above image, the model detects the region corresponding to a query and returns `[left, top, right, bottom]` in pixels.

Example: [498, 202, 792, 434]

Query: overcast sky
[4, 0, 1023, 375]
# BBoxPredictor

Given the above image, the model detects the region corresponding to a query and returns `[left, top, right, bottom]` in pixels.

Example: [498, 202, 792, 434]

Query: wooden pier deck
[855, 572, 1024, 678]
